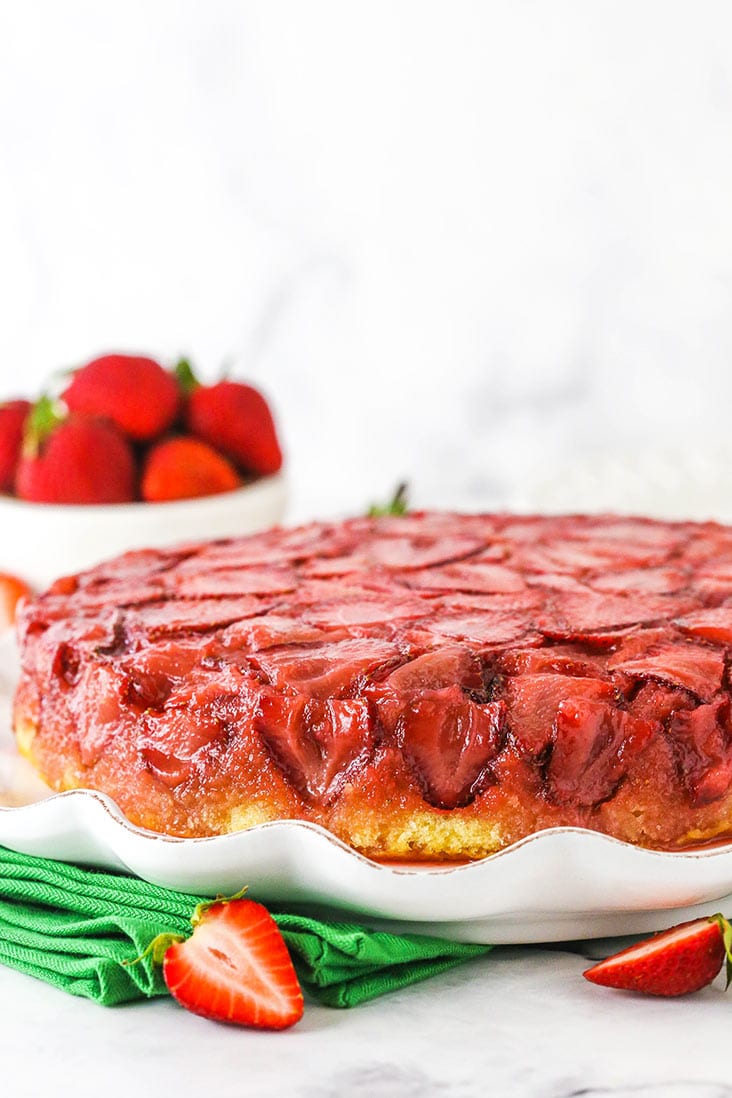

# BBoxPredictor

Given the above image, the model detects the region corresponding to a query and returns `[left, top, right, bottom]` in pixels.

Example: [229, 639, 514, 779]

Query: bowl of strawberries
[0, 353, 287, 592]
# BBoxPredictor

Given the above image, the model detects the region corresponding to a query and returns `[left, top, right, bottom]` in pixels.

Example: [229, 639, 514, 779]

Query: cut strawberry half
[254, 691, 375, 804]
[396, 686, 505, 809]
[583, 914, 732, 996]
[157, 895, 304, 1029]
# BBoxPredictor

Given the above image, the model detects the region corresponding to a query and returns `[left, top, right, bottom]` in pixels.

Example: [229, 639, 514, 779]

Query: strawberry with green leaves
[584, 913, 732, 996]
[143, 893, 304, 1029]
[15, 397, 136, 505]
[177, 359, 283, 478]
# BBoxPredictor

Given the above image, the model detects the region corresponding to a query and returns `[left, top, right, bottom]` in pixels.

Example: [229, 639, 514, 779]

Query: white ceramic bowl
[0, 473, 287, 591]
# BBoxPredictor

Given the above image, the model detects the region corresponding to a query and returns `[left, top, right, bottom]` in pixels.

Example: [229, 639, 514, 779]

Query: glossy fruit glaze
[13, 512, 732, 858]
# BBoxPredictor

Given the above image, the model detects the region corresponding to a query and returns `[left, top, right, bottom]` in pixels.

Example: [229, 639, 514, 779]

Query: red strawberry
[396, 687, 505, 809]
[159, 896, 303, 1029]
[141, 436, 241, 502]
[63, 354, 180, 441]
[0, 400, 31, 492]
[583, 914, 732, 996]
[177, 360, 283, 477]
[16, 399, 136, 504]
[0, 573, 33, 630]
[254, 691, 375, 804]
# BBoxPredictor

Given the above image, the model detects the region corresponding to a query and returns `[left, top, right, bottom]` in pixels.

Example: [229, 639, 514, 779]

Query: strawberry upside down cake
[13, 512, 732, 859]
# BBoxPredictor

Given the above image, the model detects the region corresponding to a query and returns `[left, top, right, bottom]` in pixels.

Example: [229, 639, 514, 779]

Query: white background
[3, 1, 732, 522]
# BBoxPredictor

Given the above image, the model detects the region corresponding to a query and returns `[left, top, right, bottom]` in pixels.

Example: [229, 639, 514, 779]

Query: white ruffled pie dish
[2, 633, 732, 944]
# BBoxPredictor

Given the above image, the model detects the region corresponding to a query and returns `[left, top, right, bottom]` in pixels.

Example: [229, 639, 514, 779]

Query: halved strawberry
[608, 634, 725, 702]
[547, 699, 656, 807]
[254, 691, 375, 804]
[251, 636, 400, 699]
[396, 686, 505, 809]
[503, 674, 614, 756]
[666, 700, 732, 806]
[159, 896, 303, 1028]
[675, 608, 732, 646]
[584, 914, 732, 996]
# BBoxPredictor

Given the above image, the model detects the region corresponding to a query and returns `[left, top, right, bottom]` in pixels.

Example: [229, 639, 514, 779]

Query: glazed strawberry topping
[254, 692, 375, 803]
[405, 561, 526, 594]
[128, 597, 266, 637]
[251, 637, 400, 698]
[628, 681, 696, 723]
[396, 688, 505, 808]
[538, 590, 693, 639]
[504, 674, 616, 756]
[20, 511, 732, 816]
[675, 608, 732, 645]
[608, 634, 724, 702]
[546, 699, 656, 807]
[588, 566, 688, 595]
[666, 699, 732, 806]
[171, 567, 297, 599]
[374, 645, 486, 739]
[385, 645, 484, 695]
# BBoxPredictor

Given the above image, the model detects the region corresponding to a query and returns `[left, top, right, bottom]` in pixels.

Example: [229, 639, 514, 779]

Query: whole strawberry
[177, 360, 283, 477]
[16, 399, 136, 504]
[141, 436, 241, 502]
[63, 354, 180, 442]
[0, 400, 31, 492]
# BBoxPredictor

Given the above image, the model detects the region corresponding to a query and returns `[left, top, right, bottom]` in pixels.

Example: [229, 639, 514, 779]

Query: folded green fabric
[0, 847, 491, 1009]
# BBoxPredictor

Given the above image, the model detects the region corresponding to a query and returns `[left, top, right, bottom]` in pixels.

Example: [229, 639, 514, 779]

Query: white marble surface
[1, 945, 732, 1098]
[4, 2, 732, 1093]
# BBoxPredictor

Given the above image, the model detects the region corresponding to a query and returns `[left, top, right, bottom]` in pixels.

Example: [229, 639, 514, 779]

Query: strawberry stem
[191, 886, 249, 927]
[23, 395, 66, 458]
[174, 358, 200, 396]
[368, 482, 409, 518]
[123, 932, 185, 968]
[711, 914, 732, 988]
[125, 888, 250, 969]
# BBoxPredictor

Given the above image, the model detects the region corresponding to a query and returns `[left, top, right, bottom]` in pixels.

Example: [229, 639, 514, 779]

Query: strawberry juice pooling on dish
[13, 512, 732, 859]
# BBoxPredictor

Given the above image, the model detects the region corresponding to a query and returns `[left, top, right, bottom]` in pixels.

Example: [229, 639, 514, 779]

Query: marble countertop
[1, 940, 731, 1098]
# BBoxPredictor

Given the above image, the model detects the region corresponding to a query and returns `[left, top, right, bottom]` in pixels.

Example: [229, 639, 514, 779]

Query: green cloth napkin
[0, 847, 491, 1009]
